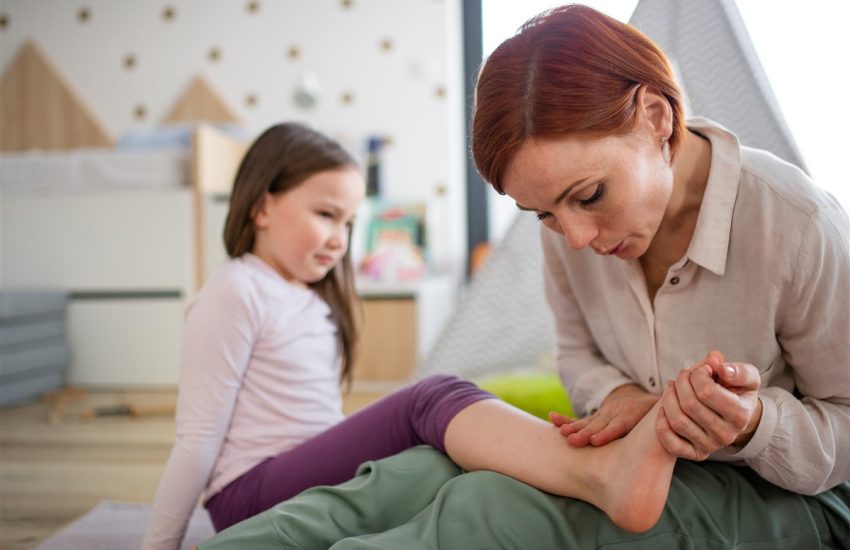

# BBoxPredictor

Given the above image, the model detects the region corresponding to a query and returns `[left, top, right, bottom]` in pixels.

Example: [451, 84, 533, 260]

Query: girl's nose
[328, 227, 348, 250]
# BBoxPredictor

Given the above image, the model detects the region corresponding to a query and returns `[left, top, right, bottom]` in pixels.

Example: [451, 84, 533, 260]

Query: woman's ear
[637, 85, 673, 142]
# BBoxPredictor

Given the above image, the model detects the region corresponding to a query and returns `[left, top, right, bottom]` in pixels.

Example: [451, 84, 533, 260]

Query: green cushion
[479, 373, 574, 420]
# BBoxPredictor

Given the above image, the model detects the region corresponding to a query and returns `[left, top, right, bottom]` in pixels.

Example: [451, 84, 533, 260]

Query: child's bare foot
[579, 402, 675, 533]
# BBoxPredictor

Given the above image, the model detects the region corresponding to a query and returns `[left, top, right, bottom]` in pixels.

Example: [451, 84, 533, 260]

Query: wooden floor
[0, 387, 389, 550]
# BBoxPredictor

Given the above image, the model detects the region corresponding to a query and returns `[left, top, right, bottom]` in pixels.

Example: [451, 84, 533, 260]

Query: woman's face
[501, 129, 673, 260]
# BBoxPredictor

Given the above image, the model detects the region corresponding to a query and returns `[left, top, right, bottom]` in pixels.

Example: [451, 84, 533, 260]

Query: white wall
[0, 0, 468, 281]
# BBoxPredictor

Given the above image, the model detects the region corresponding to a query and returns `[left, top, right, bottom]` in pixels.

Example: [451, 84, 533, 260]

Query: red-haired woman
[194, 5, 849, 548]
[469, 3, 848, 545]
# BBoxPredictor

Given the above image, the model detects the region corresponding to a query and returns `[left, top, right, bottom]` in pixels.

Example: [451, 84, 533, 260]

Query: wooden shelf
[353, 276, 453, 382]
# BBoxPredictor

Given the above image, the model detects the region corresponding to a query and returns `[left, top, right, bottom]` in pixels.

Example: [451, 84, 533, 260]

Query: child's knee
[416, 373, 466, 388]
[412, 374, 484, 402]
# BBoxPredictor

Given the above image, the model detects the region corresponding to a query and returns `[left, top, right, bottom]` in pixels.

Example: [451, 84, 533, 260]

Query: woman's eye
[536, 211, 552, 222]
[318, 211, 334, 219]
[578, 184, 604, 207]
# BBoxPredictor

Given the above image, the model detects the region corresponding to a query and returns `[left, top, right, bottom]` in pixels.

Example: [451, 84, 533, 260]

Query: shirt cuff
[582, 373, 638, 417]
[711, 392, 777, 461]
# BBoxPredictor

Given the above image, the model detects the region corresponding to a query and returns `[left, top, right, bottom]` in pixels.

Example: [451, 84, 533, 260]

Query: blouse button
[669, 276, 680, 285]
[649, 377, 656, 387]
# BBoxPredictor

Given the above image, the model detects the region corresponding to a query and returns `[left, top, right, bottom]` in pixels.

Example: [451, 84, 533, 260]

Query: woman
[196, 5, 850, 548]
[472, 5, 849, 493]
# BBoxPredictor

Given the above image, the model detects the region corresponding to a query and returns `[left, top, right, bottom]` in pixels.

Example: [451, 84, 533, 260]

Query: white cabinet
[0, 190, 194, 387]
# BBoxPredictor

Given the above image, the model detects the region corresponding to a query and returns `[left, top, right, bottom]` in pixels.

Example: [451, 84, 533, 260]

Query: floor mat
[36, 500, 215, 549]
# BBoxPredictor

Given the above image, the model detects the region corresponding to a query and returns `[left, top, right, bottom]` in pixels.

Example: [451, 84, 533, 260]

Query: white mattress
[0, 147, 188, 195]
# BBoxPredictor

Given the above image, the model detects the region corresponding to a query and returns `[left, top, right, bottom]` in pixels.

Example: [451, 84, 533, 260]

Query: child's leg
[206, 374, 493, 530]
[443, 398, 675, 533]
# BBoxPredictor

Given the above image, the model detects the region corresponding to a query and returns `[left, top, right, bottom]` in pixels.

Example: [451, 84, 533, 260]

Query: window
[735, 1, 849, 210]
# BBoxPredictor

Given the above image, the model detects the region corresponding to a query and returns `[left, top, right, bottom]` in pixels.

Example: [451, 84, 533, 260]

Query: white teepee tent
[414, 0, 804, 380]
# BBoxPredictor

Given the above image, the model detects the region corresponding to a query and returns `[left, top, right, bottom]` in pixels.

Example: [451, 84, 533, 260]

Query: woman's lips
[607, 241, 624, 256]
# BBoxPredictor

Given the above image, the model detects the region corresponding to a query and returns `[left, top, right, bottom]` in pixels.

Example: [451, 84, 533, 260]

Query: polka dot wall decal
[245, 93, 258, 107]
[0, 14, 9, 29]
[434, 85, 446, 99]
[341, 91, 355, 105]
[287, 45, 301, 60]
[340, 0, 354, 9]
[134, 104, 147, 120]
[435, 183, 448, 196]
[246, 1, 260, 13]
[77, 7, 91, 23]
[123, 54, 137, 70]
[161, 6, 176, 21]
[380, 38, 394, 52]
[208, 47, 221, 62]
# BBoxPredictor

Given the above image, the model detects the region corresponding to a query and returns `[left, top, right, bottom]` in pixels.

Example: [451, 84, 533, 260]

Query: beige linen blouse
[542, 117, 849, 495]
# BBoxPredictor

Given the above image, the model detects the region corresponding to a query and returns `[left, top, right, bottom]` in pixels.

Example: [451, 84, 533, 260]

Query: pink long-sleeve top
[143, 253, 345, 550]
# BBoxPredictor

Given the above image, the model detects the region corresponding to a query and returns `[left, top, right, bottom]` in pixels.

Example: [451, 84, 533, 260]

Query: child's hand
[554, 384, 658, 447]
[656, 351, 762, 460]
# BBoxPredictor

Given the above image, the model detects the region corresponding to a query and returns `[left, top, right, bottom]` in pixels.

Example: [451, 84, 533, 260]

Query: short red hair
[472, 4, 686, 193]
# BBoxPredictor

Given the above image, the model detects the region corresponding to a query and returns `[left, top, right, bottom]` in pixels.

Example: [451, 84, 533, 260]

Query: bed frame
[0, 39, 249, 290]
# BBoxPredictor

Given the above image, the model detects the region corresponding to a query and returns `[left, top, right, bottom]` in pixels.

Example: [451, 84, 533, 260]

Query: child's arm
[143, 270, 262, 550]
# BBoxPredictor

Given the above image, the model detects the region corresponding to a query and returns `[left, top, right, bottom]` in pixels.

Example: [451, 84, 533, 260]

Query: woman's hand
[656, 351, 762, 460]
[549, 384, 658, 447]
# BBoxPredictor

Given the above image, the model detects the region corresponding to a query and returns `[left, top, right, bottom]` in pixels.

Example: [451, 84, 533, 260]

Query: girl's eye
[578, 184, 604, 207]
[318, 211, 334, 219]
[536, 212, 552, 222]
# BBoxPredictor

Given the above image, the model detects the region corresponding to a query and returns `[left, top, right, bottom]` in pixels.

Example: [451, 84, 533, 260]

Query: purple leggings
[205, 374, 494, 531]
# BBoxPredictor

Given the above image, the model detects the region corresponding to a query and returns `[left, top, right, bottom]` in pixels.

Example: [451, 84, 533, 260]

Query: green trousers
[199, 446, 850, 549]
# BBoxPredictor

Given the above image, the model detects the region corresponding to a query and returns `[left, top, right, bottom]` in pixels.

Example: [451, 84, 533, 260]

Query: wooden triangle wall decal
[163, 75, 242, 125]
[0, 40, 113, 151]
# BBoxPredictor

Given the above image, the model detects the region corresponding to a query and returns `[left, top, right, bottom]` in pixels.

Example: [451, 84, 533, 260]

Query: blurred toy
[360, 203, 427, 281]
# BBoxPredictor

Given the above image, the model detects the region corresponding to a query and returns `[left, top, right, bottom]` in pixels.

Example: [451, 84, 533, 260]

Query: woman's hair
[472, 4, 686, 193]
[224, 122, 360, 386]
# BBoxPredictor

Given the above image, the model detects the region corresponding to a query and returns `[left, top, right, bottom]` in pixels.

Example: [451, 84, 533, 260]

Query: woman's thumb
[719, 362, 760, 391]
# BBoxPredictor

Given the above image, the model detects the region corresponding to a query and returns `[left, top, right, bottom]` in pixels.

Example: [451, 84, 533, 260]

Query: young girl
[144, 122, 699, 550]
[142, 123, 492, 549]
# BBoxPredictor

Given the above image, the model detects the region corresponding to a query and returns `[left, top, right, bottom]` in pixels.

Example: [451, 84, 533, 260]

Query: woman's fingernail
[724, 364, 736, 377]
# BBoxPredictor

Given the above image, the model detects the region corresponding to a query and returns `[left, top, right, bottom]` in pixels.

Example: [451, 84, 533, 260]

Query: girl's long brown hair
[224, 122, 359, 387]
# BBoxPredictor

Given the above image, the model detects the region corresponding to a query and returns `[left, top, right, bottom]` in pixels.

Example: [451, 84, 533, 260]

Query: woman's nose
[560, 217, 598, 250]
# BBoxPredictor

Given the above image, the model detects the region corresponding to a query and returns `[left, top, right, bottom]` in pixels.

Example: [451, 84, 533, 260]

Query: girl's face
[501, 129, 673, 260]
[252, 166, 365, 285]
